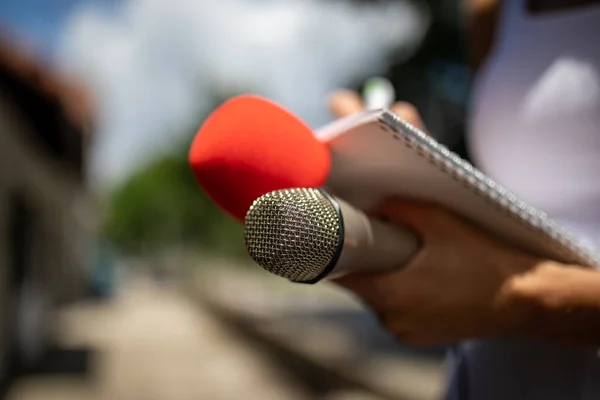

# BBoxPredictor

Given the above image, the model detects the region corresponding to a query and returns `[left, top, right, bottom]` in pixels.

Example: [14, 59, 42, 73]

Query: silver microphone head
[244, 188, 343, 282]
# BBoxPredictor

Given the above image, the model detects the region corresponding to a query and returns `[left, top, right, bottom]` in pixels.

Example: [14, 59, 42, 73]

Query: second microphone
[244, 188, 420, 284]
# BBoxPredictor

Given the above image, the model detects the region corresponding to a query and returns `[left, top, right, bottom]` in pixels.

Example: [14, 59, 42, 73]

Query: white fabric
[469, 1, 600, 252]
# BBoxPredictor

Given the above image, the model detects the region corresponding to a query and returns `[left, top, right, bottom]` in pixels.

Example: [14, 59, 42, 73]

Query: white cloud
[57, 0, 428, 189]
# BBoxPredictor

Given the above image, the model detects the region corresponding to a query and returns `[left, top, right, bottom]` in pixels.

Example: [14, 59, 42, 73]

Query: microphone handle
[325, 194, 421, 280]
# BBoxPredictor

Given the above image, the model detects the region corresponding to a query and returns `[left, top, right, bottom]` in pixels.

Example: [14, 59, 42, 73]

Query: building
[0, 35, 96, 390]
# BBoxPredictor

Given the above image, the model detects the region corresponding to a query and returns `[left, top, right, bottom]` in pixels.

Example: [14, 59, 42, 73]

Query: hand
[327, 88, 539, 347]
[333, 200, 540, 347]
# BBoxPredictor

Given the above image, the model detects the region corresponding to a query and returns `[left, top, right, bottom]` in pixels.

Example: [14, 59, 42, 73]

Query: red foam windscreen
[189, 95, 331, 222]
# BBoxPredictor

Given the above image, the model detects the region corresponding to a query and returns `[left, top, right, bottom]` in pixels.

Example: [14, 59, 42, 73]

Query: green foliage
[104, 111, 249, 260]
[104, 91, 251, 258]
[105, 148, 246, 256]
[105, 151, 236, 256]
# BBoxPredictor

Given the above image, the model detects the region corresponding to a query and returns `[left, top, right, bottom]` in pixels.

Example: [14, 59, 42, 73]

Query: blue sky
[1, 0, 83, 57]
[0, 0, 120, 59]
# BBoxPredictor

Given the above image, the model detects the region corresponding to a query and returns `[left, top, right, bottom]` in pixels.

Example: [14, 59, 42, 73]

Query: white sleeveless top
[448, 1, 600, 399]
[469, 0, 600, 251]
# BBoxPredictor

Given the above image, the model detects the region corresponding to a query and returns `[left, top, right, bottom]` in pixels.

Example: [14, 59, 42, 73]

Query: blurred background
[0, 0, 472, 399]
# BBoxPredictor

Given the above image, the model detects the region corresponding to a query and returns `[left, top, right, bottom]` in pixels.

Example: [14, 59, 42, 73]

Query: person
[327, 0, 600, 399]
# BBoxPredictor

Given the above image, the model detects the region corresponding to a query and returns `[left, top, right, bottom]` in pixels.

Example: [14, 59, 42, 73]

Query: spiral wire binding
[379, 110, 600, 268]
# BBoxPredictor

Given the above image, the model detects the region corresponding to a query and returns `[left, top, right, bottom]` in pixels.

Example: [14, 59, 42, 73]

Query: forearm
[507, 261, 600, 344]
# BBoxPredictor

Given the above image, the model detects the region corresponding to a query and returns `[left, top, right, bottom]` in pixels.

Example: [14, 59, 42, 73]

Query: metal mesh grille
[244, 188, 341, 282]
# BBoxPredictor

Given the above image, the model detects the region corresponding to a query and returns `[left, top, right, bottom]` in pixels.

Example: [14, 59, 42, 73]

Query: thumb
[389, 102, 426, 131]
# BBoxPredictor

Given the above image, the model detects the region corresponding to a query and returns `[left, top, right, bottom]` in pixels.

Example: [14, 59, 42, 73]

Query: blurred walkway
[7, 274, 308, 400]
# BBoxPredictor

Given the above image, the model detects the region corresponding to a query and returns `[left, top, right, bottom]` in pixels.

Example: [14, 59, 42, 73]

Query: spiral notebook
[316, 109, 600, 268]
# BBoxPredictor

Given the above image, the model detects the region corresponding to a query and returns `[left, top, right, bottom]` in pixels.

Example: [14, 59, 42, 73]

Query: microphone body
[325, 191, 419, 279]
[244, 188, 420, 283]
[362, 77, 396, 110]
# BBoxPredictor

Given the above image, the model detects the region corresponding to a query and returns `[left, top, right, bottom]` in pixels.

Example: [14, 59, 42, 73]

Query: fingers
[376, 200, 464, 243]
[328, 89, 426, 133]
[328, 90, 365, 118]
[389, 102, 425, 131]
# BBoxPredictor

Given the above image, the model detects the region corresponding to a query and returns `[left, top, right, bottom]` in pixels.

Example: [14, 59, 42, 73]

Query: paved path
[195, 267, 445, 400]
[7, 276, 310, 400]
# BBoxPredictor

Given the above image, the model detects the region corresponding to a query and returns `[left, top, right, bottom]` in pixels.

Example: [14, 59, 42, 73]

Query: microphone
[362, 77, 396, 110]
[244, 187, 420, 283]
[189, 95, 331, 222]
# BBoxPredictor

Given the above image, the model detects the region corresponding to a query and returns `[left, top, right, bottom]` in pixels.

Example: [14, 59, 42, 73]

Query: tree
[104, 92, 249, 258]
